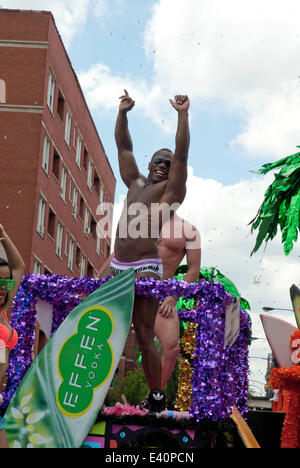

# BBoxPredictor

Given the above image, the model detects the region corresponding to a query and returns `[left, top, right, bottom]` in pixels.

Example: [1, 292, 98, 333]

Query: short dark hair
[152, 148, 173, 159]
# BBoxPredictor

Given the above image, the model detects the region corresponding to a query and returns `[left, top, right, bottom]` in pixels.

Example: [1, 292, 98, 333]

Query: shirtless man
[100, 90, 190, 411]
[155, 214, 201, 389]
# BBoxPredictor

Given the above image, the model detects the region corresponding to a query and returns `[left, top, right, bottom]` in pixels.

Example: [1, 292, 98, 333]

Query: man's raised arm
[115, 90, 140, 188]
[162, 95, 190, 205]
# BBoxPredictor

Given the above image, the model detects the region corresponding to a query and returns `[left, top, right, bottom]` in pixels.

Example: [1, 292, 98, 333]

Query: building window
[87, 262, 94, 278]
[105, 240, 110, 258]
[93, 170, 100, 195]
[79, 196, 84, 220]
[33, 258, 42, 274]
[80, 255, 86, 277]
[75, 245, 81, 271]
[83, 147, 88, 171]
[96, 233, 101, 255]
[73, 124, 77, 148]
[56, 222, 63, 257]
[47, 69, 55, 113]
[100, 183, 104, 203]
[64, 109, 72, 146]
[65, 232, 68, 256]
[84, 207, 90, 234]
[0, 79, 6, 104]
[37, 197, 46, 236]
[42, 134, 51, 174]
[87, 159, 93, 189]
[72, 186, 78, 218]
[60, 166, 67, 201]
[76, 133, 82, 166]
[47, 207, 56, 239]
[68, 237, 75, 271]
[57, 89, 65, 122]
[52, 149, 60, 181]
[91, 216, 97, 241]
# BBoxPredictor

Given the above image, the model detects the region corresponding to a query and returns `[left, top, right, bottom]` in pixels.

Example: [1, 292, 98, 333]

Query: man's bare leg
[154, 312, 180, 388]
[132, 294, 162, 390]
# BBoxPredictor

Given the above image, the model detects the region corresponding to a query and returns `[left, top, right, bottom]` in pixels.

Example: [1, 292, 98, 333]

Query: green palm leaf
[250, 149, 300, 256]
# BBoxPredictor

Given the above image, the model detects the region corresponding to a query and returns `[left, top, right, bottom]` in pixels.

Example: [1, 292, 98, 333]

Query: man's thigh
[154, 312, 179, 349]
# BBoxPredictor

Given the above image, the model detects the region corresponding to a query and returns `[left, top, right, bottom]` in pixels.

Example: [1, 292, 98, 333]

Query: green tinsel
[175, 265, 251, 313]
[249, 149, 300, 256]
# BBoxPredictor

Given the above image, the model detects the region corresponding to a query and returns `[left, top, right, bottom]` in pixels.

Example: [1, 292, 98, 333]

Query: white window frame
[76, 133, 82, 166]
[80, 254, 86, 277]
[68, 237, 75, 271]
[47, 69, 55, 113]
[42, 134, 51, 174]
[73, 124, 77, 148]
[87, 159, 93, 189]
[56, 222, 63, 257]
[64, 109, 72, 146]
[60, 166, 67, 201]
[0, 79, 6, 104]
[33, 258, 42, 274]
[84, 207, 90, 234]
[100, 183, 104, 204]
[65, 232, 68, 256]
[72, 186, 78, 218]
[96, 233, 101, 255]
[37, 197, 46, 236]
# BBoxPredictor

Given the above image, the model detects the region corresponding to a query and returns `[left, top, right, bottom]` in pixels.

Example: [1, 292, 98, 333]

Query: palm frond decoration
[249, 148, 300, 256]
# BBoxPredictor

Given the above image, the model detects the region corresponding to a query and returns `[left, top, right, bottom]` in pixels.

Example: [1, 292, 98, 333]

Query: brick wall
[0, 9, 116, 276]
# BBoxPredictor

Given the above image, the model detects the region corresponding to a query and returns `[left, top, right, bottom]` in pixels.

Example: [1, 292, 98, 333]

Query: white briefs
[110, 257, 163, 279]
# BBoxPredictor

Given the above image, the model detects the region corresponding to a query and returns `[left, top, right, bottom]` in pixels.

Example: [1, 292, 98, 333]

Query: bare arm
[162, 95, 190, 205]
[182, 224, 201, 283]
[0, 225, 25, 315]
[115, 90, 141, 188]
[158, 224, 200, 318]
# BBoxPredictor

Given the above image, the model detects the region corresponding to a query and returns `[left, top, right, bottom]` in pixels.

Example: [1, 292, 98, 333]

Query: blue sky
[68, 1, 260, 193]
[2, 0, 300, 395]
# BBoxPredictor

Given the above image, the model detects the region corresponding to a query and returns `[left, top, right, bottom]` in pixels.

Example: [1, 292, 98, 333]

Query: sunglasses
[0, 279, 16, 291]
[152, 157, 171, 168]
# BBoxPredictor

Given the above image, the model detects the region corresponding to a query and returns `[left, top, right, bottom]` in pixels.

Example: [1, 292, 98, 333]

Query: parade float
[0, 269, 253, 449]
[1, 150, 298, 449]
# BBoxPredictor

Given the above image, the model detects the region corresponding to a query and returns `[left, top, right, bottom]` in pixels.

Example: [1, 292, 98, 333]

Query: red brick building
[0, 9, 116, 277]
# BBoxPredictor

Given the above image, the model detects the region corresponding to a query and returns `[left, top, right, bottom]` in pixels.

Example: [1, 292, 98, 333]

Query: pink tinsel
[102, 402, 148, 416]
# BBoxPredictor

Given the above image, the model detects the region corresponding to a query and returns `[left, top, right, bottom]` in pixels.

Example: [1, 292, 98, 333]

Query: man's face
[148, 150, 172, 183]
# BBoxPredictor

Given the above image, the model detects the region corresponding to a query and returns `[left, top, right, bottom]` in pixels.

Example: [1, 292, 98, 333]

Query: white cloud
[78, 63, 175, 132]
[78, 0, 300, 159]
[6, 0, 300, 158]
[143, 0, 300, 158]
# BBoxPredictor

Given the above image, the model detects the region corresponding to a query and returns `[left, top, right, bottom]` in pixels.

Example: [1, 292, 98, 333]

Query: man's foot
[147, 389, 167, 413]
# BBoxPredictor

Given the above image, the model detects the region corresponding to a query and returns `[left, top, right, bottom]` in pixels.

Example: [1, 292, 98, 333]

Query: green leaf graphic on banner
[56, 306, 114, 417]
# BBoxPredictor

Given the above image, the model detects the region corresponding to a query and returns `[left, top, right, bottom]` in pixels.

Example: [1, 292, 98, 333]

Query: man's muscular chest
[127, 178, 167, 205]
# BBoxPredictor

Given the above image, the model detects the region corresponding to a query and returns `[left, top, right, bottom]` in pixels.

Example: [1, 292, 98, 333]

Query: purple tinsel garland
[0, 274, 251, 421]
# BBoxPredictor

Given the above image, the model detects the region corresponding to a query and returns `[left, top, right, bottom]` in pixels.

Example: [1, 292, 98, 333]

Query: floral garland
[268, 330, 300, 448]
[0, 274, 251, 422]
